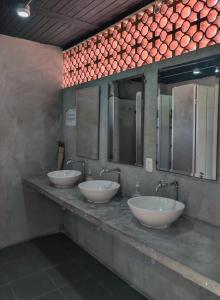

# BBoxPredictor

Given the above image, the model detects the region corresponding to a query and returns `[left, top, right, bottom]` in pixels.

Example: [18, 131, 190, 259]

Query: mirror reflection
[108, 75, 144, 166]
[157, 56, 219, 180]
[76, 86, 100, 160]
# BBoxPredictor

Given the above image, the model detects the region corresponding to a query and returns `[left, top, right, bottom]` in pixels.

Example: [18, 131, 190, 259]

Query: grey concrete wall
[64, 212, 219, 300]
[0, 34, 63, 248]
[62, 44, 220, 227]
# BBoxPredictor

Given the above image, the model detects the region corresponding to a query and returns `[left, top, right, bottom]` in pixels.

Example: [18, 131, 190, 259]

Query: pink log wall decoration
[63, 0, 220, 88]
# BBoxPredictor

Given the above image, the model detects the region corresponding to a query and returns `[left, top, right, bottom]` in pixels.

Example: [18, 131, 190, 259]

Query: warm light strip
[63, 0, 220, 88]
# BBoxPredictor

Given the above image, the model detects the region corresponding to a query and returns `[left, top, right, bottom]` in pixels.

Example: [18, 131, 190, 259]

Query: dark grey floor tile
[76, 254, 126, 293]
[46, 260, 90, 288]
[66, 245, 90, 260]
[61, 240, 92, 259]
[0, 285, 16, 300]
[61, 280, 112, 300]
[29, 236, 72, 269]
[35, 290, 66, 300]
[0, 273, 9, 287]
[60, 285, 85, 300]
[74, 252, 104, 274]
[11, 271, 55, 300]
[2, 234, 148, 300]
[96, 269, 127, 295]
[0, 242, 30, 267]
[30, 234, 69, 251]
[43, 233, 78, 250]
[0, 248, 16, 267]
[80, 279, 113, 300]
[39, 233, 91, 264]
[114, 285, 147, 299]
[1, 255, 41, 281]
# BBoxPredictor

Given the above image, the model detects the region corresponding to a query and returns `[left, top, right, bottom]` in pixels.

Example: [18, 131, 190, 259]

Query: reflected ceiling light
[215, 66, 219, 73]
[193, 68, 201, 75]
[16, 1, 33, 18]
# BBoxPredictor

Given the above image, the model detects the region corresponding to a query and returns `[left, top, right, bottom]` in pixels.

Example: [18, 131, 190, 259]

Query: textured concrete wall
[0, 35, 63, 248]
[64, 212, 219, 300]
[63, 44, 220, 227]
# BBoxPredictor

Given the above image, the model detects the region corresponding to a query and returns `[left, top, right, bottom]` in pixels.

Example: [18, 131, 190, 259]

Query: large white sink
[78, 180, 120, 203]
[47, 170, 82, 188]
[128, 196, 185, 229]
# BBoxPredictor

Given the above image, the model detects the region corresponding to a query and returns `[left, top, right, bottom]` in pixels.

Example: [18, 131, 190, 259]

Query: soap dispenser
[86, 169, 93, 181]
[132, 181, 141, 197]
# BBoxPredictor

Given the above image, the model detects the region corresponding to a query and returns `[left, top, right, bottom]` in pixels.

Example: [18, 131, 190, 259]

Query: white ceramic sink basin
[128, 196, 185, 229]
[47, 170, 82, 188]
[78, 180, 120, 203]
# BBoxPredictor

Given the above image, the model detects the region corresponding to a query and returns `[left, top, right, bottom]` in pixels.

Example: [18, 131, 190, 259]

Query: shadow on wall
[21, 186, 63, 243]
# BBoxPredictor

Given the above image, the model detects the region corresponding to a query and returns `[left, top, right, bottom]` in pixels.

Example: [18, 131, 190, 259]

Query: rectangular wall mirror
[108, 74, 145, 166]
[76, 86, 100, 159]
[157, 55, 219, 180]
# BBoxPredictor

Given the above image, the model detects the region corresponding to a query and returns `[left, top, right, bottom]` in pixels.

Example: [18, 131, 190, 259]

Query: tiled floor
[0, 233, 147, 300]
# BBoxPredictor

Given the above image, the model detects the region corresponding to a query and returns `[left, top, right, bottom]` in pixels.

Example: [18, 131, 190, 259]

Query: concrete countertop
[23, 176, 220, 297]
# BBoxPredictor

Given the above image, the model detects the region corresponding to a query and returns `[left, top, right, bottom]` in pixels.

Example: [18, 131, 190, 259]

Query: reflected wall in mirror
[108, 75, 145, 166]
[76, 86, 100, 159]
[157, 55, 220, 180]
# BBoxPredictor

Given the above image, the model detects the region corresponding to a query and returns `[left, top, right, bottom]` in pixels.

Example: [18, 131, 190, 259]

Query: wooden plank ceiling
[0, 0, 153, 49]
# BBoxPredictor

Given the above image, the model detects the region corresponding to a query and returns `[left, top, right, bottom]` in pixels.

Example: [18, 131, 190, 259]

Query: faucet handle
[160, 180, 168, 187]
[66, 157, 73, 165]
[100, 167, 108, 175]
[170, 180, 179, 188]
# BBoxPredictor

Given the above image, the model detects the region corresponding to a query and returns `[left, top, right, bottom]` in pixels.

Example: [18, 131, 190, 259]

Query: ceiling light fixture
[193, 68, 201, 75]
[16, 0, 33, 18]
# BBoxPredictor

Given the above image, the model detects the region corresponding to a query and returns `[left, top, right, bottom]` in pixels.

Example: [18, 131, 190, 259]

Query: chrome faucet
[66, 157, 86, 181]
[155, 180, 168, 192]
[155, 180, 179, 200]
[100, 167, 121, 188]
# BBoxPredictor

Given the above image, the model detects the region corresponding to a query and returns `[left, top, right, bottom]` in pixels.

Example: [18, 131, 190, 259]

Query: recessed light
[193, 68, 201, 75]
[16, 3, 31, 18]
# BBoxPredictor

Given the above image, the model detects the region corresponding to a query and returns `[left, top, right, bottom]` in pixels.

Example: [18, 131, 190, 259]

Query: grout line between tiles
[58, 287, 70, 300]
[32, 288, 61, 300]
[10, 284, 19, 300]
